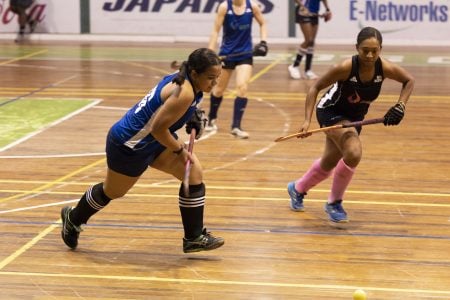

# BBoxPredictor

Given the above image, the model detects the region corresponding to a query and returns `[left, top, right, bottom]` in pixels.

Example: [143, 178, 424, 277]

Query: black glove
[383, 102, 405, 126]
[186, 109, 207, 139]
[253, 40, 268, 57]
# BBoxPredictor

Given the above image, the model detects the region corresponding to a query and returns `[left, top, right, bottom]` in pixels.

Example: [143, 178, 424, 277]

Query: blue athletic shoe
[287, 181, 306, 211]
[324, 200, 348, 223]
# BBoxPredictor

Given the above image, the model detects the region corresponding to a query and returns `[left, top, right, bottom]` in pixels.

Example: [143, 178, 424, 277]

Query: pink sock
[328, 159, 355, 203]
[295, 159, 332, 193]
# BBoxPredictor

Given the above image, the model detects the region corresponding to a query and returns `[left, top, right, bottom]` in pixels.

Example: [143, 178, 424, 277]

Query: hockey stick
[183, 128, 196, 196]
[274, 117, 385, 142]
[170, 51, 254, 70]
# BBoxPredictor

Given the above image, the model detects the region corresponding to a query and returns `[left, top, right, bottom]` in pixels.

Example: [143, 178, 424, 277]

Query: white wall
[0, 0, 79, 33]
[0, 0, 449, 45]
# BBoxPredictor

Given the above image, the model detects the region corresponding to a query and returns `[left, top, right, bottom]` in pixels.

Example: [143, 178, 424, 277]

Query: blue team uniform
[316, 55, 384, 132]
[219, 0, 253, 62]
[295, 0, 322, 24]
[106, 72, 203, 176]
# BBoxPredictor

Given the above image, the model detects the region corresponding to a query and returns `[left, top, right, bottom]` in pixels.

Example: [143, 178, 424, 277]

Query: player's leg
[61, 168, 140, 249]
[152, 148, 224, 253]
[230, 62, 252, 138]
[304, 21, 319, 79]
[205, 68, 233, 131]
[322, 126, 361, 222]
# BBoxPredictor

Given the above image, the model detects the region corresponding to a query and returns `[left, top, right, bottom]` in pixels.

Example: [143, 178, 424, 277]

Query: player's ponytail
[172, 61, 189, 86]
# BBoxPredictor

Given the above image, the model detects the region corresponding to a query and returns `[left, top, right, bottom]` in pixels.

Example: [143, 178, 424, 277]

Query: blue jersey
[317, 55, 384, 119]
[219, 0, 253, 62]
[298, 0, 321, 14]
[109, 73, 203, 150]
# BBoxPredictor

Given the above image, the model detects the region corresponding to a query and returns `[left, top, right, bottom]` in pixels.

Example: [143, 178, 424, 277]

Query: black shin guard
[179, 183, 205, 239]
[70, 183, 112, 226]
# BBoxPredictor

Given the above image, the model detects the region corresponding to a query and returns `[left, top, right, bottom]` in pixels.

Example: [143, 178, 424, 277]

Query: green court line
[0, 45, 448, 66]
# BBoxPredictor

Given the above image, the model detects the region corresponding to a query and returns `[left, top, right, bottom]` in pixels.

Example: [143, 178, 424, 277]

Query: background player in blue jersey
[287, 27, 415, 222]
[61, 48, 225, 253]
[288, 0, 332, 80]
[205, 0, 268, 139]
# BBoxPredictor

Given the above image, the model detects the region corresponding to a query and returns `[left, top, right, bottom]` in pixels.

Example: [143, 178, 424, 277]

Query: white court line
[0, 199, 78, 214]
[0, 98, 102, 152]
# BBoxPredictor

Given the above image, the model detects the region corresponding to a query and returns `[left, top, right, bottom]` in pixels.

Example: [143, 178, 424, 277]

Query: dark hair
[172, 48, 221, 86]
[356, 27, 383, 47]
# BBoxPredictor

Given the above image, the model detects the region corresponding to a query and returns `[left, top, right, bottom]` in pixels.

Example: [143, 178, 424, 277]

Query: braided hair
[172, 48, 221, 86]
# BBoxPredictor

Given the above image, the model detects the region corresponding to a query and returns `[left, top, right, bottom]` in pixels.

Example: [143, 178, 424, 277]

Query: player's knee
[237, 84, 248, 96]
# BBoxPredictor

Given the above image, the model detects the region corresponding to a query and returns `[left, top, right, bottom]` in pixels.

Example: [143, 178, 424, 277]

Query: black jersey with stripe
[317, 55, 384, 119]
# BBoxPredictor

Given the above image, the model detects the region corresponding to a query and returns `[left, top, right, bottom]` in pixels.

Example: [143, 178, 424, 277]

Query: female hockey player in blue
[61, 48, 225, 253]
[205, 0, 268, 139]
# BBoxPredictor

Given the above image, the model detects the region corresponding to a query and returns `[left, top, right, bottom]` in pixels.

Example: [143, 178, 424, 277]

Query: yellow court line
[0, 49, 48, 66]
[0, 158, 105, 204]
[1, 179, 449, 198]
[0, 271, 449, 296]
[1, 189, 449, 209]
[0, 224, 59, 270]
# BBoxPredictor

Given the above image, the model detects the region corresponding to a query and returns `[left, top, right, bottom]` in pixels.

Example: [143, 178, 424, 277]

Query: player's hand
[298, 120, 312, 138]
[186, 109, 207, 139]
[383, 102, 405, 126]
[253, 41, 268, 57]
[297, 5, 311, 17]
[323, 10, 332, 22]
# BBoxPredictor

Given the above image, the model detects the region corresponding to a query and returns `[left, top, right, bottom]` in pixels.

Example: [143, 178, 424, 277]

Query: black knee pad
[91, 182, 112, 206]
[179, 182, 205, 198]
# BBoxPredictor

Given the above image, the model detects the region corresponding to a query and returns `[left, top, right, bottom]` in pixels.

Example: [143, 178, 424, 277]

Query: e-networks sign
[316, 0, 449, 43]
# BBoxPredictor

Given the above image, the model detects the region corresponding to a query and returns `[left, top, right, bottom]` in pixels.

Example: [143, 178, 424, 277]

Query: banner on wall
[0, 0, 79, 33]
[90, 0, 284, 38]
[313, 0, 450, 43]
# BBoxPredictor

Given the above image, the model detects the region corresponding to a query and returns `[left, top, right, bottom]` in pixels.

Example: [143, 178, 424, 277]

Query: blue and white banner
[314, 0, 449, 44]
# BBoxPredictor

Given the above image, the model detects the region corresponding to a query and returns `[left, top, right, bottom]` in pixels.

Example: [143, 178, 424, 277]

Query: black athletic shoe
[183, 228, 224, 253]
[61, 206, 82, 249]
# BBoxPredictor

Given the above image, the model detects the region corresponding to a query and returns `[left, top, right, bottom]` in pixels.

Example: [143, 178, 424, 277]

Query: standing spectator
[61, 48, 225, 253]
[205, 0, 268, 139]
[288, 0, 332, 80]
[287, 27, 415, 223]
[9, 0, 37, 43]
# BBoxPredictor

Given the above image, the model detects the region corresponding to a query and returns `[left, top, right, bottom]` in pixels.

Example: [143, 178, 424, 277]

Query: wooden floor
[0, 40, 449, 299]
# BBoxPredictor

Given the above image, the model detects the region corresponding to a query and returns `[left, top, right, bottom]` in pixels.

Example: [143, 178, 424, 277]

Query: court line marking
[0, 191, 449, 215]
[0, 158, 105, 204]
[0, 271, 449, 296]
[0, 224, 59, 270]
[0, 49, 48, 66]
[0, 98, 102, 152]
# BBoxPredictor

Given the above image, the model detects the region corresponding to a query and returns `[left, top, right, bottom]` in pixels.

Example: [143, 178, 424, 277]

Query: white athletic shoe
[231, 127, 249, 139]
[288, 65, 301, 79]
[205, 119, 218, 132]
[304, 70, 319, 80]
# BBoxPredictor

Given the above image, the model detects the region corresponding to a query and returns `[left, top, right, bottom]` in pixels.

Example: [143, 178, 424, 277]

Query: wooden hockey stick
[274, 117, 385, 142]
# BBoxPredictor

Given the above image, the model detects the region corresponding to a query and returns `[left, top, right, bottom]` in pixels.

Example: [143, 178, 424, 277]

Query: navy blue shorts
[105, 132, 167, 177]
[316, 108, 363, 135]
[295, 6, 319, 25]
[222, 57, 253, 69]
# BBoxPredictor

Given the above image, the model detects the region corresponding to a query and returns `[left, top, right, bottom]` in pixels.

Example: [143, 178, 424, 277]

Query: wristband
[173, 146, 184, 155]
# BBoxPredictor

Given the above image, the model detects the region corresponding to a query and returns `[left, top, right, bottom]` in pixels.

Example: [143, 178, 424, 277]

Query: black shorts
[105, 132, 168, 177]
[222, 57, 253, 70]
[295, 6, 319, 25]
[10, 0, 33, 9]
[316, 108, 363, 135]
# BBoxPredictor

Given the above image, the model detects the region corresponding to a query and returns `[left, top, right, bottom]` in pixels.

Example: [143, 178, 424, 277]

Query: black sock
[232, 97, 248, 129]
[179, 183, 205, 239]
[208, 94, 223, 120]
[305, 53, 313, 72]
[293, 54, 303, 67]
[70, 183, 112, 226]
